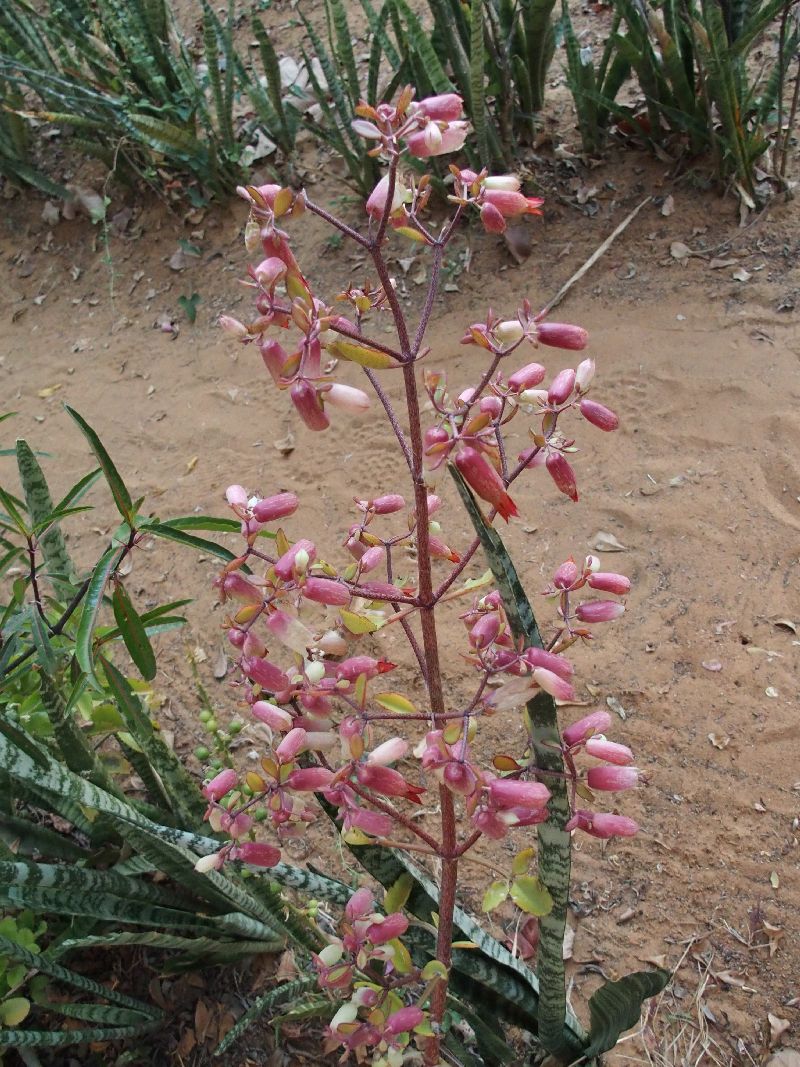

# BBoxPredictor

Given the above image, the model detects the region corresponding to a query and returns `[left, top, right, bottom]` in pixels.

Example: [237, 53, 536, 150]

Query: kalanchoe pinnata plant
[210, 88, 664, 1065]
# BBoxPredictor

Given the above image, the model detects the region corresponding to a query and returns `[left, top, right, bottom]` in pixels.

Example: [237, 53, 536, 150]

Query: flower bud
[305, 659, 327, 684]
[552, 559, 579, 589]
[243, 632, 266, 658]
[483, 189, 544, 218]
[336, 656, 395, 682]
[494, 320, 525, 345]
[242, 655, 290, 692]
[302, 577, 351, 606]
[566, 809, 639, 838]
[546, 452, 578, 501]
[325, 383, 371, 413]
[480, 395, 503, 418]
[233, 841, 281, 867]
[276, 727, 307, 763]
[260, 339, 288, 383]
[291, 380, 330, 432]
[585, 554, 601, 572]
[562, 710, 612, 747]
[225, 484, 248, 508]
[254, 256, 287, 289]
[252, 492, 299, 522]
[366, 912, 409, 944]
[483, 174, 522, 192]
[454, 446, 518, 521]
[368, 737, 409, 766]
[524, 646, 574, 679]
[318, 944, 344, 967]
[286, 766, 334, 791]
[203, 768, 237, 801]
[575, 358, 596, 391]
[366, 173, 409, 220]
[416, 93, 464, 120]
[518, 388, 548, 406]
[227, 627, 245, 648]
[532, 667, 576, 703]
[508, 362, 546, 392]
[195, 851, 225, 873]
[423, 121, 443, 153]
[480, 201, 506, 233]
[218, 572, 262, 605]
[575, 600, 626, 623]
[586, 766, 640, 792]
[579, 397, 619, 432]
[469, 613, 501, 649]
[585, 736, 635, 765]
[536, 322, 589, 350]
[359, 546, 385, 573]
[370, 494, 406, 514]
[587, 571, 630, 595]
[275, 539, 317, 581]
[547, 368, 577, 405]
[252, 700, 293, 731]
[385, 1006, 424, 1036]
[345, 887, 375, 922]
[218, 315, 248, 340]
[489, 778, 551, 810]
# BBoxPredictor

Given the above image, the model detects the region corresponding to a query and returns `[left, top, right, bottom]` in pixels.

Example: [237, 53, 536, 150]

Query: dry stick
[538, 196, 652, 317]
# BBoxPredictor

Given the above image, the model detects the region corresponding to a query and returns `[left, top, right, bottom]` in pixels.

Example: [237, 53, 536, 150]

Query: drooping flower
[454, 446, 518, 521]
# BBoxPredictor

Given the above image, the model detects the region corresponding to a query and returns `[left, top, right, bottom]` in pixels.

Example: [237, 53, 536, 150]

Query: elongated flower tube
[469, 613, 501, 649]
[336, 656, 396, 682]
[523, 646, 574, 679]
[324, 383, 371, 413]
[483, 174, 522, 192]
[532, 667, 576, 702]
[345, 807, 394, 837]
[483, 189, 544, 217]
[366, 912, 408, 944]
[508, 362, 546, 392]
[579, 397, 620, 432]
[587, 765, 640, 791]
[291, 380, 330, 432]
[276, 727, 307, 763]
[286, 767, 335, 791]
[587, 571, 630, 595]
[266, 609, 315, 654]
[536, 322, 589, 350]
[548, 368, 577, 405]
[253, 256, 287, 290]
[242, 655, 290, 693]
[385, 1006, 424, 1037]
[260, 339, 289, 383]
[252, 700, 293, 731]
[480, 201, 507, 233]
[585, 736, 635, 765]
[216, 572, 263, 605]
[562, 710, 612, 747]
[232, 841, 281, 867]
[488, 778, 551, 810]
[454, 446, 518, 521]
[252, 492, 299, 522]
[362, 493, 406, 514]
[367, 738, 409, 766]
[415, 93, 463, 120]
[546, 452, 578, 501]
[566, 809, 639, 838]
[575, 600, 626, 623]
[203, 768, 237, 801]
[575, 357, 596, 391]
[302, 577, 352, 606]
[356, 764, 424, 802]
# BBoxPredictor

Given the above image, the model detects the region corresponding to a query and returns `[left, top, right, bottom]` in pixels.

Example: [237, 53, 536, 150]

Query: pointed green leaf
[75, 545, 125, 682]
[482, 880, 509, 913]
[509, 875, 553, 917]
[583, 969, 671, 1059]
[28, 606, 56, 674]
[65, 406, 133, 523]
[146, 522, 245, 566]
[111, 582, 156, 681]
[16, 438, 74, 593]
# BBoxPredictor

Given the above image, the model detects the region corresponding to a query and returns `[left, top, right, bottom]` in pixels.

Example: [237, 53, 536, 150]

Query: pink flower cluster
[313, 888, 424, 1062]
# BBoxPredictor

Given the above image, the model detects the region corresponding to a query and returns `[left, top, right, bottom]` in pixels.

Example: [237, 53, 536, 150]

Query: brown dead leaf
[670, 241, 692, 263]
[701, 660, 723, 671]
[274, 429, 295, 456]
[766, 1052, 800, 1067]
[660, 195, 674, 216]
[769, 1014, 791, 1046]
[762, 920, 784, 957]
[194, 998, 214, 1043]
[176, 1028, 197, 1057]
[562, 924, 575, 960]
[212, 650, 228, 680]
[639, 953, 667, 969]
[708, 732, 730, 750]
[503, 223, 534, 264]
[276, 949, 299, 982]
[185, 455, 198, 474]
[169, 247, 186, 271]
[712, 969, 757, 992]
[732, 267, 752, 282]
[772, 618, 797, 634]
[590, 530, 627, 552]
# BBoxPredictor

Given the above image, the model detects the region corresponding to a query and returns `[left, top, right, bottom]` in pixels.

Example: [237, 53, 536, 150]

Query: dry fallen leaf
[169, 247, 186, 271]
[708, 732, 730, 750]
[590, 531, 628, 552]
[765, 686, 779, 698]
[274, 429, 295, 456]
[769, 1014, 791, 1046]
[562, 924, 575, 960]
[606, 695, 628, 720]
[503, 223, 534, 264]
[709, 257, 739, 269]
[185, 455, 198, 474]
[670, 240, 692, 262]
[660, 195, 674, 216]
[770, 871, 780, 889]
[732, 267, 752, 282]
[37, 384, 62, 398]
[712, 969, 756, 992]
[762, 920, 784, 957]
[212, 650, 228, 680]
[766, 1051, 800, 1067]
[772, 618, 797, 634]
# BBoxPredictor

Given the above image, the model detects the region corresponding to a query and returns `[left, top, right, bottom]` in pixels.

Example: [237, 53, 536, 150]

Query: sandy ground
[1, 138, 799, 1066]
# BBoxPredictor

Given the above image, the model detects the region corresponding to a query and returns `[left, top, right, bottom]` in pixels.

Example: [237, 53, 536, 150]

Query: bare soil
[1, 119, 799, 1066]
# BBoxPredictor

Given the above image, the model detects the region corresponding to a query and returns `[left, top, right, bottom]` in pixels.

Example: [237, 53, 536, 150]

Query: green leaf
[0, 997, 30, 1026]
[0, 486, 29, 536]
[28, 606, 56, 674]
[146, 522, 245, 566]
[509, 875, 553, 917]
[52, 468, 102, 514]
[111, 582, 156, 681]
[75, 545, 125, 683]
[482, 880, 509, 913]
[384, 872, 414, 913]
[15, 438, 74, 594]
[65, 406, 133, 523]
[583, 969, 671, 1059]
[177, 292, 200, 323]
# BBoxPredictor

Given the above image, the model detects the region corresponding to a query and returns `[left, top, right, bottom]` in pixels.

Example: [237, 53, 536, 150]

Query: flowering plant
[211, 89, 667, 1065]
